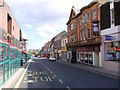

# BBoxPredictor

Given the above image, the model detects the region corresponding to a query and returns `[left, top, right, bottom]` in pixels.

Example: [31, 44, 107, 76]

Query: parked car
[49, 56, 56, 61]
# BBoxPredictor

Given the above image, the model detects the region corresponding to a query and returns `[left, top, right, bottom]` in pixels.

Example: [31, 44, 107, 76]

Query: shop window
[88, 52, 93, 64]
[77, 52, 79, 59]
[80, 52, 83, 60]
[105, 41, 120, 61]
[88, 52, 93, 61]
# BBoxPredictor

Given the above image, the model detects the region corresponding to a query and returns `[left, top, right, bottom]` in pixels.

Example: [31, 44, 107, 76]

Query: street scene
[0, 0, 120, 89]
[15, 59, 118, 88]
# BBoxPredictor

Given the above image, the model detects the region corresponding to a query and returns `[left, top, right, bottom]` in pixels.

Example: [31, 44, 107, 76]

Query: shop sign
[105, 35, 111, 40]
[93, 23, 98, 36]
[77, 47, 93, 52]
[61, 47, 67, 52]
[54, 49, 58, 53]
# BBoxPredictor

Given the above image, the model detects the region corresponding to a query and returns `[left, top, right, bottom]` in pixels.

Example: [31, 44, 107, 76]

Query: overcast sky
[5, 0, 93, 50]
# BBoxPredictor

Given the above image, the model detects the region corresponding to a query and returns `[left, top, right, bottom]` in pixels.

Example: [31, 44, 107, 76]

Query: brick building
[66, 2, 102, 66]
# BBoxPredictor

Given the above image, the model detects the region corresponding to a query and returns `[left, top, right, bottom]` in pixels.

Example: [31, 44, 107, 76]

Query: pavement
[0, 60, 29, 89]
[57, 59, 120, 79]
[0, 58, 119, 89]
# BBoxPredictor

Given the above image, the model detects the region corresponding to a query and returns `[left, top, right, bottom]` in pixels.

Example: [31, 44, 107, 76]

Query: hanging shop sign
[93, 23, 99, 36]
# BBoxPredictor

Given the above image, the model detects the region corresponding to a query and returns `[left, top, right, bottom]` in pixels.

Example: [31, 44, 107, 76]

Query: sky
[5, 0, 93, 50]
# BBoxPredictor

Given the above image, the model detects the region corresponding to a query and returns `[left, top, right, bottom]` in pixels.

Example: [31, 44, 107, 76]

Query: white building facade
[100, 1, 120, 72]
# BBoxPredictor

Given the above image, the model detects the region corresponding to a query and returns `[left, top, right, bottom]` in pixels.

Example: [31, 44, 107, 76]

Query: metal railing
[0, 43, 27, 87]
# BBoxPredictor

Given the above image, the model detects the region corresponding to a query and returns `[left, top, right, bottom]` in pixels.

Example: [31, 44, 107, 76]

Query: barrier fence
[0, 43, 30, 87]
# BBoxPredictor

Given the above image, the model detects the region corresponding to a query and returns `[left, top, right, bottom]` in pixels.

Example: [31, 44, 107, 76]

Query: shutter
[114, 1, 120, 26]
[100, 2, 110, 30]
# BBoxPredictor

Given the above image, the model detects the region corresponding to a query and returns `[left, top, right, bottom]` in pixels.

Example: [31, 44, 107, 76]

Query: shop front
[77, 47, 93, 65]
[54, 48, 58, 59]
[77, 45, 101, 67]
[104, 41, 120, 61]
[61, 46, 67, 61]
[101, 32, 120, 72]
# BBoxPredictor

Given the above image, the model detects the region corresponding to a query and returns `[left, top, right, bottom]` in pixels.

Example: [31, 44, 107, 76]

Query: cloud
[5, 0, 93, 49]
[35, 22, 66, 39]
[24, 24, 34, 30]
[22, 32, 28, 39]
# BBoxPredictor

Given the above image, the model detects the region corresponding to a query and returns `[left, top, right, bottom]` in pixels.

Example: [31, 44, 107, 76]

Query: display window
[83, 52, 88, 63]
[105, 41, 120, 61]
[80, 52, 84, 62]
[88, 52, 93, 64]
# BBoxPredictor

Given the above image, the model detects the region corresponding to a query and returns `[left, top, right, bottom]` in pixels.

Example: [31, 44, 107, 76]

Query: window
[80, 30, 82, 41]
[71, 22, 76, 30]
[84, 14, 86, 23]
[65, 40, 66, 45]
[82, 15, 85, 23]
[83, 30, 86, 40]
[80, 18, 82, 26]
[71, 23, 74, 30]
[12, 26, 14, 32]
[87, 29, 90, 39]
[71, 34, 76, 42]
[93, 9, 97, 20]
[86, 12, 90, 22]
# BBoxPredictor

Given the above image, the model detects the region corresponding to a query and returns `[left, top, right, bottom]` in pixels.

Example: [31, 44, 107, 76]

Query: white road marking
[50, 71, 53, 73]
[67, 87, 71, 90]
[58, 79, 63, 84]
[24, 77, 27, 80]
[28, 80, 34, 83]
[40, 76, 49, 82]
[47, 76, 52, 81]
[41, 62, 48, 69]
[33, 76, 38, 82]
[14, 60, 31, 88]
[23, 81, 26, 83]
[53, 74, 57, 77]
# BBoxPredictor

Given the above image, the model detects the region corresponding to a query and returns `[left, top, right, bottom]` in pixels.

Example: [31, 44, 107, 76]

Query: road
[15, 58, 119, 89]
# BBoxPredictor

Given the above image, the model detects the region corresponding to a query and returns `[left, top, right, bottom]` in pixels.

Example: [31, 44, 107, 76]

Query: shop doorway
[93, 47, 99, 67]
[71, 49, 76, 63]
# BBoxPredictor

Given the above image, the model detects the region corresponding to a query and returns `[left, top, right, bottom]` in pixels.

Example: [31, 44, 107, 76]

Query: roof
[66, 6, 80, 25]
